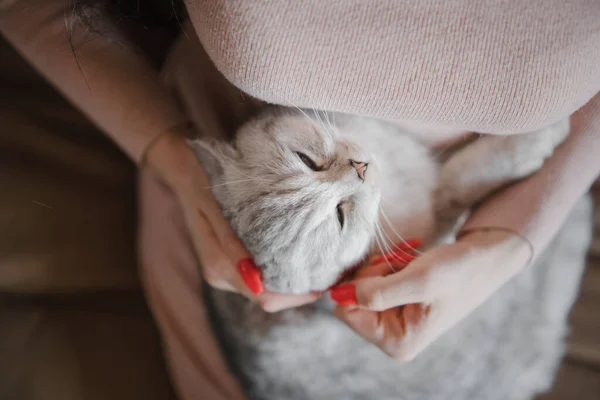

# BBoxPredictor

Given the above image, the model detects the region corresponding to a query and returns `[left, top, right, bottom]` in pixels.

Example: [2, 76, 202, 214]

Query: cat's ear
[187, 138, 239, 180]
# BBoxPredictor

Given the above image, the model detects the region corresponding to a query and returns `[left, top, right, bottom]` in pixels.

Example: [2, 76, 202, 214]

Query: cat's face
[192, 108, 381, 294]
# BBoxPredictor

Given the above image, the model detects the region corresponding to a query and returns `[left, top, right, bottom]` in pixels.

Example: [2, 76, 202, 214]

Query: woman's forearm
[0, 0, 187, 162]
[462, 92, 600, 257]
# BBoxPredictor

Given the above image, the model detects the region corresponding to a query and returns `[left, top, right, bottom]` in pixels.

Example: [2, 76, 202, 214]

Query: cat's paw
[433, 117, 570, 232]
[497, 118, 570, 179]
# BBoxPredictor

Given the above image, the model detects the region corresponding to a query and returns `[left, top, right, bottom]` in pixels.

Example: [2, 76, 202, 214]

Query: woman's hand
[143, 129, 320, 312]
[331, 230, 533, 360]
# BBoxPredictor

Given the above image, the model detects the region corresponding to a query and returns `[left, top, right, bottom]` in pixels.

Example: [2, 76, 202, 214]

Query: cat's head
[190, 108, 381, 294]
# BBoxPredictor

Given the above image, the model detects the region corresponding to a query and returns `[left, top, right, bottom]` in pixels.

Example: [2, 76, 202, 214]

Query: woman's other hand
[331, 230, 532, 360]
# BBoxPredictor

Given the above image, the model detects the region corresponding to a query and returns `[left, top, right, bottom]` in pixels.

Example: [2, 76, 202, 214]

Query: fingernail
[329, 284, 357, 306]
[397, 239, 423, 251]
[388, 253, 416, 264]
[371, 252, 415, 266]
[371, 255, 386, 265]
[238, 258, 264, 295]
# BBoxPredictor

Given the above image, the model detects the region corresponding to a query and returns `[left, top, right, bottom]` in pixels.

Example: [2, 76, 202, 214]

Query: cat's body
[191, 108, 591, 400]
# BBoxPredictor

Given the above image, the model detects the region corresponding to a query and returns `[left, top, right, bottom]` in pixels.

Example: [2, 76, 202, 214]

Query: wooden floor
[537, 181, 600, 399]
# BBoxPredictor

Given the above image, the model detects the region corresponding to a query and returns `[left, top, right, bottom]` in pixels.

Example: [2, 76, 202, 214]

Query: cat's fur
[190, 108, 591, 400]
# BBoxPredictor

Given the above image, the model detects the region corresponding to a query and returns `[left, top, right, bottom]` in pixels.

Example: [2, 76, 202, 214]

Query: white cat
[190, 107, 589, 400]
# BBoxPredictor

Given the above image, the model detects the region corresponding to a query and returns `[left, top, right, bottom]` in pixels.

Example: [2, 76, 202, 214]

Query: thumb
[330, 259, 432, 311]
[184, 202, 257, 297]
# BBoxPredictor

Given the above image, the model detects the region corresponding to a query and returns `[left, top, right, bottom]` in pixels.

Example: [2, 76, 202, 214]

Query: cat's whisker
[312, 108, 336, 140]
[279, 93, 337, 139]
[378, 208, 417, 257]
[293, 105, 314, 123]
[374, 219, 393, 255]
[201, 177, 265, 189]
[228, 166, 268, 182]
[376, 205, 407, 255]
[289, 104, 336, 140]
[213, 145, 270, 182]
[373, 221, 397, 273]
[311, 108, 330, 136]
[277, 94, 315, 125]
[379, 207, 425, 256]
[377, 218, 408, 257]
[323, 111, 337, 139]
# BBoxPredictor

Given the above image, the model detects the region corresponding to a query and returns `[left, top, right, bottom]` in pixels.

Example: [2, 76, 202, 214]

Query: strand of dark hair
[68, 0, 187, 72]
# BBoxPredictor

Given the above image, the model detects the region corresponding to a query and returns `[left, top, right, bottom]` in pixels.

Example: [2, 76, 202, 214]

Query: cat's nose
[350, 160, 368, 181]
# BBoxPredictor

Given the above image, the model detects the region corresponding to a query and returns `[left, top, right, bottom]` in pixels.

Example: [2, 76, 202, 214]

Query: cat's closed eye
[336, 203, 345, 229]
[295, 151, 320, 171]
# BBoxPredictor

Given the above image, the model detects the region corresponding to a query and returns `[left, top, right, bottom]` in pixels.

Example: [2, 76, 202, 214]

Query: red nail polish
[329, 284, 357, 306]
[388, 253, 416, 264]
[397, 239, 423, 251]
[371, 255, 386, 265]
[238, 259, 264, 295]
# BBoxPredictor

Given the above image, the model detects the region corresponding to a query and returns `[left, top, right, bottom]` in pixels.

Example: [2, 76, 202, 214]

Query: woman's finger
[332, 243, 471, 311]
[189, 204, 321, 310]
[257, 291, 322, 313]
[333, 307, 383, 343]
[192, 168, 249, 261]
[188, 202, 322, 311]
[369, 239, 421, 265]
[330, 259, 431, 311]
[354, 258, 411, 280]
[334, 302, 432, 361]
[185, 204, 256, 297]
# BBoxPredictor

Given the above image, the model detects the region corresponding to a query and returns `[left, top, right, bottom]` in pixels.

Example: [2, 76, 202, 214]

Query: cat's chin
[263, 282, 328, 296]
[263, 261, 364, 295]
[262, 276, 338, 295]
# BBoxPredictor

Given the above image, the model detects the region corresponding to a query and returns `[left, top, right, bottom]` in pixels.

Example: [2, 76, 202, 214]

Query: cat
[189, 107, 589, 400]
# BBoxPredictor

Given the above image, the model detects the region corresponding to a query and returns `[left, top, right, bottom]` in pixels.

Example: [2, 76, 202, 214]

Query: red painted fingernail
[329, 284, 357, 306]
[238, 258, 264, 295]
[397, 239, 423, 251]
[371, 255, 386, 265]
[372, 252, 416, 266]
[388, 253, 416, 264]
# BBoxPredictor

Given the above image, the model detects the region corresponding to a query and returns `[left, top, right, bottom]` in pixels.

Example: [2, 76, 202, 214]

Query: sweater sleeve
[462, 92, 600, 258]
[0, 0, 188, 163]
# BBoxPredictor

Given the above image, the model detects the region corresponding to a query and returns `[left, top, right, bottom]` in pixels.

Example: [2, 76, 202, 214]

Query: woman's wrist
[141, 123, 199, 191]
[457, 226, 535, 274]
